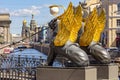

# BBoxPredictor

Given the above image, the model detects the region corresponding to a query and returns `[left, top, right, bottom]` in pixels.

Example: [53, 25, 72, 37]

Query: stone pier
[36, 66, 97, 80]
[93, 64, 119, 80]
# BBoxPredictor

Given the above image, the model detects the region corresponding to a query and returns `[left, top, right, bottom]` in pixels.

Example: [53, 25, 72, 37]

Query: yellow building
[102, 0, 120, 48]
[86, 0, 120, 48]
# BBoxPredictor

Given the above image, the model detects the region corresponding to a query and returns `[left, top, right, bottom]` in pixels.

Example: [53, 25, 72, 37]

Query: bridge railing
[0, 67, 36, 80]
[0, 55, 46, 68]
[0, 54, 66, 80]
[0, 55, 46, 80]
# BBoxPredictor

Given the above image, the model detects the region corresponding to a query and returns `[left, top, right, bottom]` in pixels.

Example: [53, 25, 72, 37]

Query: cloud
[0, 8, 9, 13]
[0, 4, 50, 17]
[42, 4, 51, 7]
[11, 6, 41, 16]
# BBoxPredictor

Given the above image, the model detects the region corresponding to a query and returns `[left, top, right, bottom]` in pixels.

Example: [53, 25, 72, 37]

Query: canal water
[9, 48, 47, 59]
[8, 48, 62, 67]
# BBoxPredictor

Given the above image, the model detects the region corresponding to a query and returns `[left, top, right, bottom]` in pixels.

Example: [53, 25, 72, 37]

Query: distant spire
[32, 14, 34, 19]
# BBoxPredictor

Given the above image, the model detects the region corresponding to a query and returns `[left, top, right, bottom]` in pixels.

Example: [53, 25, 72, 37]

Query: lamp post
[49, 5, 65, 16]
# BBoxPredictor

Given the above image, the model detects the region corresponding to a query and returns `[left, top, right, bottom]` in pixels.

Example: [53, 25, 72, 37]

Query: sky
[0, 0, 84, 34]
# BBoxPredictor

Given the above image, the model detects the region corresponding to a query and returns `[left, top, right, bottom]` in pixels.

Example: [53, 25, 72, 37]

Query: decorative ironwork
[0, 67, 36, 80]
[0, 55, 46, 80]
[0, 55, 46, 68]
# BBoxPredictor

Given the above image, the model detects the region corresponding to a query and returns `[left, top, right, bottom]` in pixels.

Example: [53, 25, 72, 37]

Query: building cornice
[0, 20, 11, 27]
[109, 16, 120, 18]
[108, 0, 120, 4]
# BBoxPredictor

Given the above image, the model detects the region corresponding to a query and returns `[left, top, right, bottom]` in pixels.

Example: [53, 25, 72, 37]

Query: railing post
[18, 55, 21, 67]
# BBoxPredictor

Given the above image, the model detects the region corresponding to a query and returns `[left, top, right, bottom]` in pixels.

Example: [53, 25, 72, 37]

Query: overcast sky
[0, 0, 84, 34]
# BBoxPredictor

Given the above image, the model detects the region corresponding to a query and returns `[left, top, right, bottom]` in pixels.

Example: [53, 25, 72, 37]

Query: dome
[23, 19, 27, 24]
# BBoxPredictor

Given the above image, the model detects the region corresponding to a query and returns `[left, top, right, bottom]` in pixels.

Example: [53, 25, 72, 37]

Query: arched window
[117, 3, 120, 14]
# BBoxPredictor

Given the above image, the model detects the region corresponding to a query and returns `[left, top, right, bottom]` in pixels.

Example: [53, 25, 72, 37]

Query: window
[116, 33, 120, 48]
[117, 3, 120, 14]
[117, 19, 120, 27]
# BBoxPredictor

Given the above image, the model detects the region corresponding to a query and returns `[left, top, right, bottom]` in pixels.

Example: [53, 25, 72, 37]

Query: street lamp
[49, 5, 65, 16]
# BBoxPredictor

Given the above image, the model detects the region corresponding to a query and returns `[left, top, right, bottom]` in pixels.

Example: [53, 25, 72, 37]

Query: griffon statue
[47, 2, 111, 67]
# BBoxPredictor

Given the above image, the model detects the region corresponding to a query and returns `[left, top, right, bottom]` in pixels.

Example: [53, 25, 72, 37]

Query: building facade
[21, 19, 30, 42]
[12, 34, 21, 42]
[40, 24, 52, 43]
[29, 14, 38, 42]
[86, 0, 120, 48]
[21, 14, 39, 43]
[101, 0, 120, 48]
[0, 13, 11, 44]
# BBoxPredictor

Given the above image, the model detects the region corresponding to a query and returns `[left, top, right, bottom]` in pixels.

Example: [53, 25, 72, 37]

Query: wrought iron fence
[0, 67, 36, 80]
[0, 54, 69, 80]
[0, 55, 46, 68]
[0, 55, 46, 80]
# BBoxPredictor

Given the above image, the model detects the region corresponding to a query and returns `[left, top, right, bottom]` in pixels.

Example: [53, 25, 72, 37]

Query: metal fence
[0, 54, 71, 80]
[0, 55, 46, 80]
[0, 55, 46, 68]
[0, 67, 36, 80]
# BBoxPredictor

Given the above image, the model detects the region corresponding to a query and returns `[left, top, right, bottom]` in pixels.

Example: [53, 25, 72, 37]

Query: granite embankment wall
[31, 44, 50, 55]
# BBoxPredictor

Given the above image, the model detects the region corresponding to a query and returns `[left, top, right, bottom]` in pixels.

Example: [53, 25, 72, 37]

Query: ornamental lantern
[49, 5, 59, 16]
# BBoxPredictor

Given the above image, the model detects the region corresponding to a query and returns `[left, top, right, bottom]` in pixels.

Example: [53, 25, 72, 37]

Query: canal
[4, 48, 62, 67]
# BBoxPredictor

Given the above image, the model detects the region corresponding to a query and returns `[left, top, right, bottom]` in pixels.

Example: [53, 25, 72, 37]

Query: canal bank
[31, 43, 50, 55]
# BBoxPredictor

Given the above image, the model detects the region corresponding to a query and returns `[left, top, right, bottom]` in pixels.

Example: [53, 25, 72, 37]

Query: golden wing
[93, 8, 106, 42]
[54, 2, 82, 46]
[69, 5, 82, 42]
[57, 2, 73, 20]
[54, 2, 73, 46]
[79, 8, 98, 46]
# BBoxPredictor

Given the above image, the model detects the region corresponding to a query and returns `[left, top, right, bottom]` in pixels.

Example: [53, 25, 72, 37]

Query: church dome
[23, 19, 27, 24]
